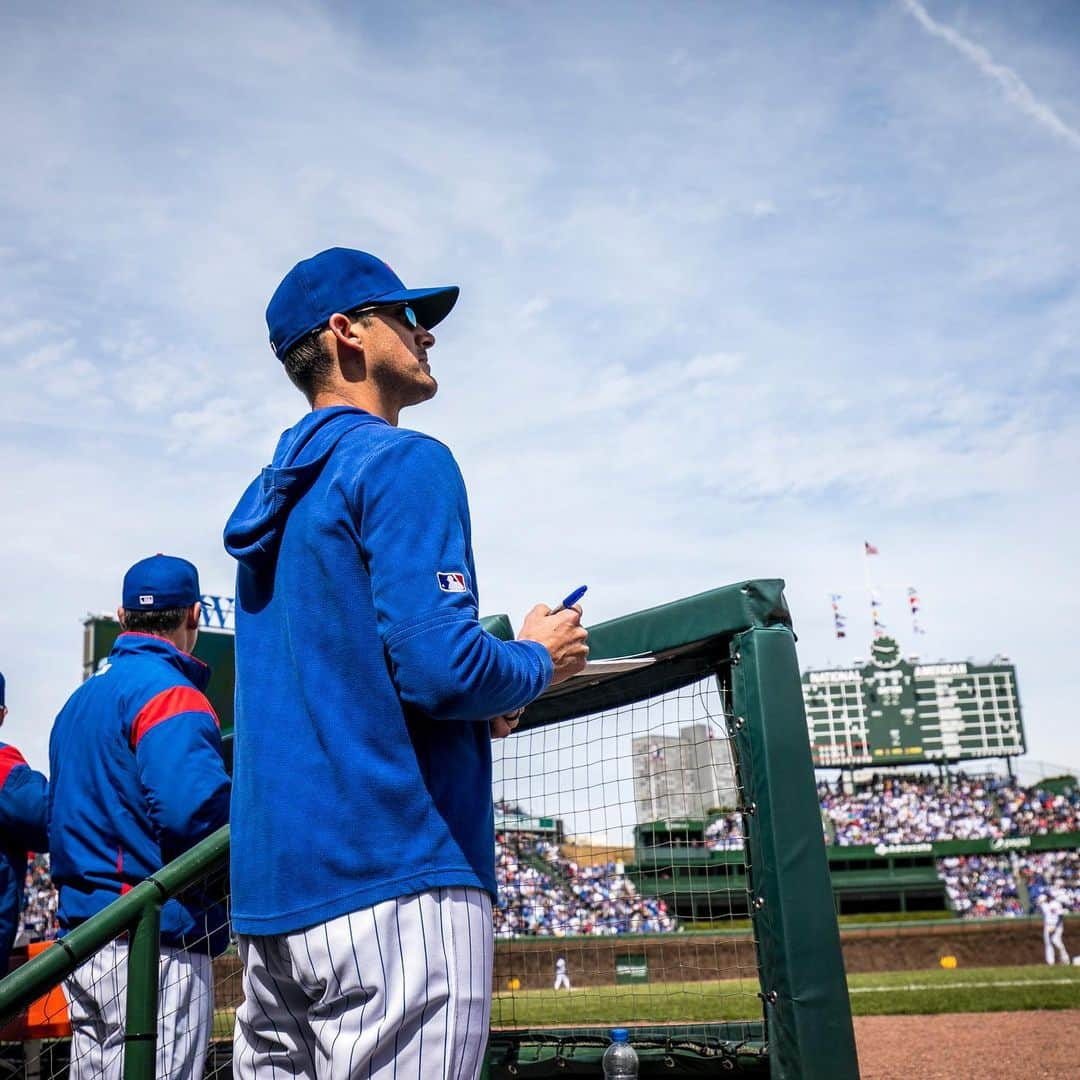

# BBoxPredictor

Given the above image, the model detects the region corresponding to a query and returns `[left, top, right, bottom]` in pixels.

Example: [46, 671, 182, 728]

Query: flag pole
[863, 542, 875, 634]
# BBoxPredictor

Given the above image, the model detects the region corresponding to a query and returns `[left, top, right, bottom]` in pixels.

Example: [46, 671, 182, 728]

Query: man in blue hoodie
[48, 556, 231, 1079]
[225, 248, 589, 1079]
[0, 671, 49, 974]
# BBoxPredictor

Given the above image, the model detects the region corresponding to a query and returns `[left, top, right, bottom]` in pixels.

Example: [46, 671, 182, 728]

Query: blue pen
[552, 585, 588, 614]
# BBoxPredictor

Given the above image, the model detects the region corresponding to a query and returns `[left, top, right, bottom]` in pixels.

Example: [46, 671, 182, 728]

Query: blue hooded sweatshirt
[223, 407, 552, 936]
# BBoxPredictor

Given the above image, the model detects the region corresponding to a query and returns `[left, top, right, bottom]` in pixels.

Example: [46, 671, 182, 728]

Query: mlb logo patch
[437, 572, 467, 593]
[139, 594, 154, 606]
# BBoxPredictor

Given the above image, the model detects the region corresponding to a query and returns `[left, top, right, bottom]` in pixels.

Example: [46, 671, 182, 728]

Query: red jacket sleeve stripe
[129, 686, 220, 749]
[0, 745, 28, 788]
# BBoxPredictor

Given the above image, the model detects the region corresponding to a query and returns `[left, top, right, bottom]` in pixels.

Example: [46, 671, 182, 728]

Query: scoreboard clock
[801, 636, 1024, 767]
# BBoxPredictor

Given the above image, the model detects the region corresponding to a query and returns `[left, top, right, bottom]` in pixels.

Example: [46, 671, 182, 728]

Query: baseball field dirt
[855, 1009, 1080, 1078]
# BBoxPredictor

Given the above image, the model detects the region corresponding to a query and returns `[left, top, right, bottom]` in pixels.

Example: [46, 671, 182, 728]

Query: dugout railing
[0, 579, 859, 1079]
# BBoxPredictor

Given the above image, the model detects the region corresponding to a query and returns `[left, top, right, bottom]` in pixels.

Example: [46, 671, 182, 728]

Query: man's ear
[116, 606, 127, 630]
[328, 312, 361, 345]
[328, 313, 365, 365]
[187, 602, 202, 630]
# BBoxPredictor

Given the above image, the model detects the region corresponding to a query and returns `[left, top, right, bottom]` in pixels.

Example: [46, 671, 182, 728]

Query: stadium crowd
[704, 814, 744, 851]
[15, 853, 59, 945]
[8, 778, 1079, 939]
[493, 832, 676, 937]
[937, 851, 1080, 918]
[938, 854, 1025, 917]
[815, 774, 1080, 846]
[699, 774, 1080, 919]
[703, 774, 1080, 851]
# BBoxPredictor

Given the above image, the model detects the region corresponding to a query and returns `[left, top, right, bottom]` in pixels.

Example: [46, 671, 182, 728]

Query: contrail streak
[901, 0, 1080, 151]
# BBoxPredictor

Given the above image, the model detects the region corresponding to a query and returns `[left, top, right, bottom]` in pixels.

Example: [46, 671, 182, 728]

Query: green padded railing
[0, 825, 230, 1080]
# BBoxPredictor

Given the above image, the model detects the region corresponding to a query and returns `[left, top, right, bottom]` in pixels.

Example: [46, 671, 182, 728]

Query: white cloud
[0, 0, 1078, 779]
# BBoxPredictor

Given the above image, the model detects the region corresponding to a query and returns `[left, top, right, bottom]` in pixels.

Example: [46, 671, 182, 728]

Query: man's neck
[120, 624, 194, 653]
[310, 386, 399, 426]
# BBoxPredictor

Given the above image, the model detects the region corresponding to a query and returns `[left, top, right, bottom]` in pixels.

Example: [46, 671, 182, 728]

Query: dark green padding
[732, 627, 859, 1080]
[482, 580, 791, 728]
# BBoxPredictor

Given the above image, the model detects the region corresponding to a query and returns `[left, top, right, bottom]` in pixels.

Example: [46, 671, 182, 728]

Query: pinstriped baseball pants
[64, 940, 213, 1079]
[233, 886, 493, 1080]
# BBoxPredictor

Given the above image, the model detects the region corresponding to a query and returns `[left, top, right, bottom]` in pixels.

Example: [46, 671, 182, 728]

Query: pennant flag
[829, 593, 848, 642]
[908, 585, 924, 635]
[865, 541, 880, 555]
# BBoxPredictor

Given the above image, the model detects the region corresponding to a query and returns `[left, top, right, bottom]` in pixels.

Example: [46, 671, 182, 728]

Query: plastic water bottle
[602, 1028, 639, 1078]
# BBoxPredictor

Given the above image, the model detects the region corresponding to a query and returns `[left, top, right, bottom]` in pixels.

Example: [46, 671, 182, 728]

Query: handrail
[0, 825, 231, 1029]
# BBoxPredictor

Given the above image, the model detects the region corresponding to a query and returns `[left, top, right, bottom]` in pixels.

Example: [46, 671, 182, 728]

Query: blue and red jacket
[0, 744, 48, 971]
[47, 634, 231, 954]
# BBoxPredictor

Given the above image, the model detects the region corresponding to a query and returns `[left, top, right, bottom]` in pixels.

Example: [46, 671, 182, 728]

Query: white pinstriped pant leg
[233, 886, 493, 1080]
[65, 939, 213, 1080]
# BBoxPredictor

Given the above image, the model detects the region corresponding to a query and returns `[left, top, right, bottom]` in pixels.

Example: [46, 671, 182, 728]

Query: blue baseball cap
[122, 555, 201, 611]
[266, 247, 459, 360]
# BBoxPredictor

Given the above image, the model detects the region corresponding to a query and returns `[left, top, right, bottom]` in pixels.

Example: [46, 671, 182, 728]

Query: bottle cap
[610, 1028, 629, 1042]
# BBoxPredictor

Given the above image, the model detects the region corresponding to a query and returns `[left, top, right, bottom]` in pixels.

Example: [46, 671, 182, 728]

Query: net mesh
[0, 666, 768, 1076]
[0, 859, 237, 1079]
[490, 666, 763, 1047]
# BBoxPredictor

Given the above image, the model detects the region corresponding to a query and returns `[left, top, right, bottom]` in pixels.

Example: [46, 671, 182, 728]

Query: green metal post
[0, 826, 229, 1030]
[124, 900, 161, 1080]
[730, 626, 859, 1080]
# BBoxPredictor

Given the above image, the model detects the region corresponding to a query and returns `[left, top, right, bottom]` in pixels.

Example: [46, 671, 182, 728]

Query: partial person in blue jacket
[224, 247, 590, 1080]
[48, 556, 230, 1080]
[0, 670, 48, 973]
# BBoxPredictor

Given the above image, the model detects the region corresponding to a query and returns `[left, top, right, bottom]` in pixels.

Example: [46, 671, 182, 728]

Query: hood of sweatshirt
[224, 406, 387, 571]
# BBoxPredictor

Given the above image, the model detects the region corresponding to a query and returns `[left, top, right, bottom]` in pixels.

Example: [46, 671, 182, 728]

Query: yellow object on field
[939, 955, 958, 969]
[507, 977, 521, 991]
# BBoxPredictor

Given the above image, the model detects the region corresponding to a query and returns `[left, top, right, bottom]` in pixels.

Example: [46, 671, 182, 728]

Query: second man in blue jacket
[48, 555, 230, 1080]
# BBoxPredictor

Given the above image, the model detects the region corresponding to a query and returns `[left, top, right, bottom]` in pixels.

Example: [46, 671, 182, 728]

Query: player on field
[225, 247, 589, 1079]
[48, 556, 231, 1079]
[1037, 892, 1070, 965]
[0, 670, 49, 973]
[553, 955, 572, 991]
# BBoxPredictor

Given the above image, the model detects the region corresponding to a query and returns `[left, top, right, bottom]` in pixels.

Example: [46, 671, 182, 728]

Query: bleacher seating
[11, 778, 1078, 940]
[494, 832, 676, 937]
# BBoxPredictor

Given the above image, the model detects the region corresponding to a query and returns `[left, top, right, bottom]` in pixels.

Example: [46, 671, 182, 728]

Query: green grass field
[209, 964, 1080, 1038]
[488, 964, 1080, 1027]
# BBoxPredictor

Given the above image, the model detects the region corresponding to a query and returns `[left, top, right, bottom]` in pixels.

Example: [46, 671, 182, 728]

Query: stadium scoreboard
[802, 636, 1024, 767]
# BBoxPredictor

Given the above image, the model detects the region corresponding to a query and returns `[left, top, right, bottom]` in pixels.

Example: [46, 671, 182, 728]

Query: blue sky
[1, 0, 1078, 775]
